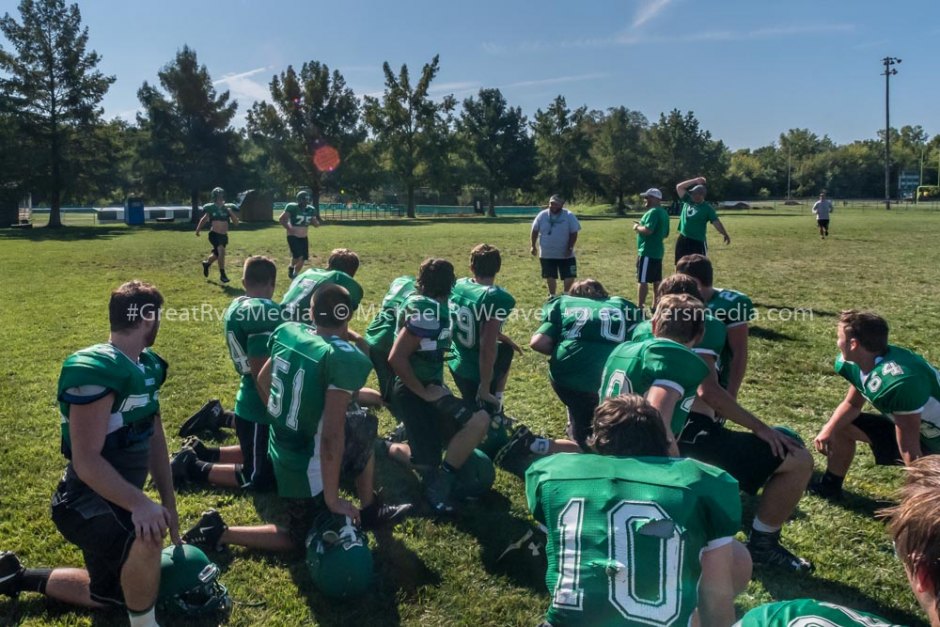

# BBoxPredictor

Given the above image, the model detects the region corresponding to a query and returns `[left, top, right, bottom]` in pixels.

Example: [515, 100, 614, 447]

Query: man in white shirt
[812, 192, 833, 239]
[530, 195, 582, 297]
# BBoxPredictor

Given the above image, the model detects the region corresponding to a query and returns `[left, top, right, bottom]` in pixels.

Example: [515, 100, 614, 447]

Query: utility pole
[786, 143, 792, 200]
[882, 56, 901, 211]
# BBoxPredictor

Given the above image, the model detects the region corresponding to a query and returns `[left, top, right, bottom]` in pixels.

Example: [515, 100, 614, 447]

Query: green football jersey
[707, 288, 755, 388]
[283, 202, 319, 227]
[600, 338, 709, 435]
[57, 343, 168, 489]
[537, 295, 643, 393]
[396, 293, 452, 385]
[265, 323, 372, 498]
[447, 278, 516, 383]
[836, 345, 940, 452]
[631, 310, 727, 365]
[735, 599, 899, 627]
[527, 453, 741, 627]
[280, 268, 364, 322]
[637, 205, 670, 259]
[202, 202, 236, 222]
[677, 192, 717, 242]
[224, 296, 283, 424]
[364, 275, 416, 355]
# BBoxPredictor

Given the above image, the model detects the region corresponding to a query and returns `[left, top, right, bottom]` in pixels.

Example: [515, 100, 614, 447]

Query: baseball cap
[640, 188, 663, 200]
[549, 194, 564, 205]
[690, 184, 707, 194]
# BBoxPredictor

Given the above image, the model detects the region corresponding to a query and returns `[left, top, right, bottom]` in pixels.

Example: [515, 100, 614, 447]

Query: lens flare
[313, 144, 341, 172]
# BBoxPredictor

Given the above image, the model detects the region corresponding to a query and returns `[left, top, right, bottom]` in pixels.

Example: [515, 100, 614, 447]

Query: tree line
[2, 0, 939, 227]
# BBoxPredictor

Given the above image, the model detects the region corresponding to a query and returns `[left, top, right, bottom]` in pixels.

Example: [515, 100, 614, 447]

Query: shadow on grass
[749, 326, 798, 342]
[0, 225, 130, 241]
[753, 303, 840, 318]
[806, 485, 893, 520]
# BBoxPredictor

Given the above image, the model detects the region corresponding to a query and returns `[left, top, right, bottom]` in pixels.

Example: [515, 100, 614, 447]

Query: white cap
[640, 188, 663, 200]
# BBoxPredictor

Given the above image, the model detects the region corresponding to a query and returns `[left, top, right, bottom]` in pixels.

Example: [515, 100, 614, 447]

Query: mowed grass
[1, 207, 939, 626]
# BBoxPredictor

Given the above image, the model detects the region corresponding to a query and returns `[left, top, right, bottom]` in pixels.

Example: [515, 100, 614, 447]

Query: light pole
[882, 56, 901, 211]
[786, 143, 792, 200]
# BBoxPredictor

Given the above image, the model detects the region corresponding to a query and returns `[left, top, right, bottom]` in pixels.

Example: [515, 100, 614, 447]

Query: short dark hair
[312, 284, 352, 328]
[416, 258, 456, 299]
[657, 273, 703, 301]
[327, 248, 360, 277]
[652, 294, 705, 345]
[588, 395, 670, 457]
[568, 278, 609, 300]
[469, 244, 501, 278]
[675, 254, 713, 287]
[109, 281, 164, 332]
[840, 310, 889, 354]
[881, 456, 940, 615]
[243, 255, 276, 288]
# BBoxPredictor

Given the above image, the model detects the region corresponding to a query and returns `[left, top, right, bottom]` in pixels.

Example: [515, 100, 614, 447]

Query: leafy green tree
[590, 106, 648, 213]
[247, 62, 365, 207]
[363, 55, 454, 217]
[137, 46, 239, 219]
[458, 88, 535, 216]
[532, 96, 592, 203]
[0, 0, 114, 227]
[645, 109, 729, 197]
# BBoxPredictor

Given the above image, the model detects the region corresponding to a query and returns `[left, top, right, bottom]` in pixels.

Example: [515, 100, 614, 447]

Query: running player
[171, 256, 282, 492]
[279, 190, 320, 279]
[281, 248, 363, 324]
[527, 395, 750, 627]
[195, 187, 239, 283]
[530, 278, 642, 447]
[181, 285, 411, 556]
[811, 310, 940, 499]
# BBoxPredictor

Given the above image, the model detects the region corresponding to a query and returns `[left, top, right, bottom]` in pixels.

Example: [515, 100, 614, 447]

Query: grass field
[1, 207, 939, 626]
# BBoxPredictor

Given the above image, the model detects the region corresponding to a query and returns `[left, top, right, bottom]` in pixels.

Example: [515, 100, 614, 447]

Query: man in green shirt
[195, 186, 240, 284]
[633, 187, 670, 309]
[527, 394, 749, 627]
[673, 176, 731, 264]
[530, 278, 642, 447]
[279, 190, 321, 279]
[171, 256, 283, 492]
[181, 286, 411, 559]
[0, 282, 176, 627]
[812, 310, 940, 500]
[387, 258, 492, 515]
[281, 249, 363, 324]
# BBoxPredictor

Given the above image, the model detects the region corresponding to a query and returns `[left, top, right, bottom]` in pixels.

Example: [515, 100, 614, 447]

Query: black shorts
[235, 416, 275, 491]
[342, 406, 378, 479]
[287, 235, 309, 260]
[678, 411, 784, 494]
[449, 343, 515, 402]
[390, 380, 477, 468]
[51, 488, 136, 607]
[208, 231, 229, 256]
[540, 257, 577, 280]
[674, 234, 707, 265]
[636, 256, 663, 283]
[371, 350, 395, 403]
[852, 412, 910, 466]
[551, 382, 599, 448]
[817, 219, 830, 228]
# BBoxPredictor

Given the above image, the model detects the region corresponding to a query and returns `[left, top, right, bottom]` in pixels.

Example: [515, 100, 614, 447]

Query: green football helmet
[211, 186, 225, 200]
[307, 517, 373, 599]
[454, 448, 496, 500]
[477, 412, 514, 460]
[297, 190, 311, 203]
[157, 544, 231, 618]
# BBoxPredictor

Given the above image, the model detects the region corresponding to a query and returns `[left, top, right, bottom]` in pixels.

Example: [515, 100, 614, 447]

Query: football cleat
[0, 551, 25, 597]
[181, 436, 212, 461]
[201, 260, 210, 278]
[183, 510, 228, 552]
[747, 530, 814, 573]
[288, 266, 296, 280]
[384, 422, 408, 444]
[424, 470, 458, 516]
[360, 495, 413, 531]
[807, 477, 843, 501]
[494, 425, 536, 477]
[170, 447, 198, 489]
[178, 400, 225, 437]
[219, 273, 230, 284]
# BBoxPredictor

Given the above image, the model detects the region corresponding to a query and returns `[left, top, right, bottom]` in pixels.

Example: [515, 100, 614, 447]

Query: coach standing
[531, 195, 581, 297]
[633, 188, 670, 309]
[674, 176, 731, 264]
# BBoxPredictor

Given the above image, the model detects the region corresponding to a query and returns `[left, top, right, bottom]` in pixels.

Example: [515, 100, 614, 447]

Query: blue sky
[24, 0, 940, 149]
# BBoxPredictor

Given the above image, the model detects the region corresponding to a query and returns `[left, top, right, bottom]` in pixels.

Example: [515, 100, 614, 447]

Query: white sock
[128, 606, 158, 627]
[530, 438, 551, 455]
[752, 517, 781, 534]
